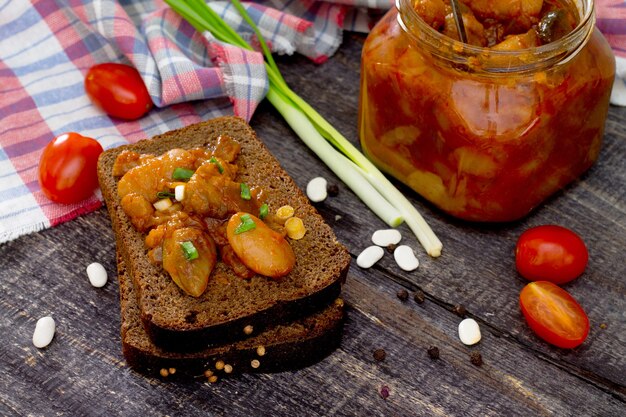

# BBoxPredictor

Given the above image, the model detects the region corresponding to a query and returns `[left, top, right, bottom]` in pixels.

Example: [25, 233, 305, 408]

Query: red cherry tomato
[519, 281, 589, 348]
[85, 63, 153, 120]
[515, 225, 588, 284]
[38, 132, 103, 204]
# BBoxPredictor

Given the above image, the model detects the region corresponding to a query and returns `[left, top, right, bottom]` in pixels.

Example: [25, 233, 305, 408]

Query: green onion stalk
[164, 0, 442, 257]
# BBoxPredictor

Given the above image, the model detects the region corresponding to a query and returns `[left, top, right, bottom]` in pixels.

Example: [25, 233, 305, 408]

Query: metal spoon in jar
[450, 0, 468, 43]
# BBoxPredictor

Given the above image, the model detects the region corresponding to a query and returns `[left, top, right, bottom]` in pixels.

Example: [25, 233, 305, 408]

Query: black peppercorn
[373, 348, 386, 362]
[413, 290, 425, 304]
[397, 289, 409, 301]
[379, 385, 390, 400]
[453, 304, 467, 317]
[327, 183, 339, 196]
[470, 351, 483, 366]
[427, 346, 440, 360]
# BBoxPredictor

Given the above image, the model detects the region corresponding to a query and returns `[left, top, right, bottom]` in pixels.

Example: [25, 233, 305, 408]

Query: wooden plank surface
[1, 33, 625, 416]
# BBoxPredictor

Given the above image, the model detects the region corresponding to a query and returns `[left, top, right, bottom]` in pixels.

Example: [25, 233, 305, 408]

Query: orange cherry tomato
[38, 132, 103, 204]
[85, 63, 153, 120]
[515, 225, 588, 284]
[519, 281, 590, 349]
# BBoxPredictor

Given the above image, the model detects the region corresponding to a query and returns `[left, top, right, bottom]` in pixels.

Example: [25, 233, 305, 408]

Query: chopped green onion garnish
[172, 167, 195, 181]
[240, 183, 251, 200]
[209, 156, 224, 174]
[180, 241, 199, 261]
[157, 191, 175, 199]
[259, 203, 269, 219]
[234, 214, 256, 234]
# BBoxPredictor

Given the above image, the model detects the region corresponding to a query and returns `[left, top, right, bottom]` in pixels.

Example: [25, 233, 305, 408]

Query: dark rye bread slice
[118, 255, 345, 379]
[98, 116, 351, 351]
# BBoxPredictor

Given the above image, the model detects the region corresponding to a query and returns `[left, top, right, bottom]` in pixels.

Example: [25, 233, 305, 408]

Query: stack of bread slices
[98, 117, 351, 380]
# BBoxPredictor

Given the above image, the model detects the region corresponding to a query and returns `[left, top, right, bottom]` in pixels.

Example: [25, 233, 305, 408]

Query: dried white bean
[372, 229, 402, 247]
[356, 245, 384, 269]
[33, 316, 55, 348]
[174, 184, 185, 201]
[458, 318, 481, 346]
[610, 77, 626, 107]
[86, 262, 108, 288]
[306, 177, 328, 203]
[393, 245, 419, 271]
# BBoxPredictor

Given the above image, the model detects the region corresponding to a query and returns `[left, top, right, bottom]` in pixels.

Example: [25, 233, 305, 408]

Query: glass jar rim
[396, 0, 596, 73]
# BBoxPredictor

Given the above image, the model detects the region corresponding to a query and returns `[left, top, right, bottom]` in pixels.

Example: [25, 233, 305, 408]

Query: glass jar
[359, 0, 615, 222]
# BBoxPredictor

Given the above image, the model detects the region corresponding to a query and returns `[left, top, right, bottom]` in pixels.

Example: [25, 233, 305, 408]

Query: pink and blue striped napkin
[0, 0, 623, 243]
[596, 0, 626, 104]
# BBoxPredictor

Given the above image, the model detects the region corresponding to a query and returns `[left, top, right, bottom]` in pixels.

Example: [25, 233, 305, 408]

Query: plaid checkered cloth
[596, 0, 626, 105]
[0, 0, 392, 243]
[0, 0, 623, 243]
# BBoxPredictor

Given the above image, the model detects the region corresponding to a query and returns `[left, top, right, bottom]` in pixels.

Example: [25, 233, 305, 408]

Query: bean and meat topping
[114, 135, 296, 297]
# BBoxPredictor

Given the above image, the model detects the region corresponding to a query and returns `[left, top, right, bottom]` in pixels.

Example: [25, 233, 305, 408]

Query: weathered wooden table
[2, 34, 625, 416]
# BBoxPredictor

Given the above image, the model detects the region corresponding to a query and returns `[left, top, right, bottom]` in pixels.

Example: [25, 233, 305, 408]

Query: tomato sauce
[359, 0, 615, 221]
